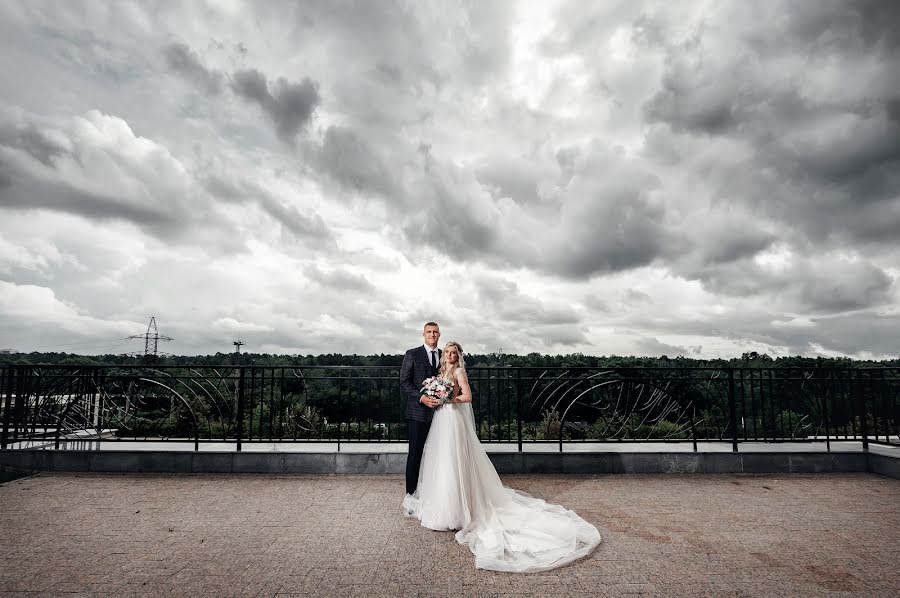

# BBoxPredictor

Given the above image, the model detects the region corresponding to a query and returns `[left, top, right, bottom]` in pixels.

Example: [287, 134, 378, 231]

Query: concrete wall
[2, 449, 894, 478]
[869, 453, 900, 479]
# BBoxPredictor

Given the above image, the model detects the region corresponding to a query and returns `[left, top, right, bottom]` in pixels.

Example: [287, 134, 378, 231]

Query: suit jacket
[400, 345, 442, 422]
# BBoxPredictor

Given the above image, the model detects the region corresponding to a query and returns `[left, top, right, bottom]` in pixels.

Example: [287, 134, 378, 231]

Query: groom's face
[423, 325, 440, 349]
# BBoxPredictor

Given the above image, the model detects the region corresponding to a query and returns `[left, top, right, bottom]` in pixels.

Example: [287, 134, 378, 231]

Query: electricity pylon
[128, 317, 173, 357]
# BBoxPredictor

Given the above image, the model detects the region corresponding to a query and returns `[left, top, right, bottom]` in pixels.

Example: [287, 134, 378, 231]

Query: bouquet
[420, 376, 455, 405]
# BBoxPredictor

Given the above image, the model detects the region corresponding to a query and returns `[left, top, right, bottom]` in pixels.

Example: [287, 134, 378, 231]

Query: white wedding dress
[402, 390, 601, 573]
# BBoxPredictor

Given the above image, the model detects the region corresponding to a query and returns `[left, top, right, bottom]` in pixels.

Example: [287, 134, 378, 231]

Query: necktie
[431, 351, 437, 368]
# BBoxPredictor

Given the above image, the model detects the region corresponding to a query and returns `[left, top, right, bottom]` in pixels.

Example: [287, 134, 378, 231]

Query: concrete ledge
[335, 453, 407, 474]
[869, 452, 900, 479]
[285, 453, 335, 473]
[191, 452, 232, 473]
[2, 449, 896, 478]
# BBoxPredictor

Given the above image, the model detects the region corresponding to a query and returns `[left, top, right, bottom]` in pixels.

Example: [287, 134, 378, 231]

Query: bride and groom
[399, 322, 601, 573]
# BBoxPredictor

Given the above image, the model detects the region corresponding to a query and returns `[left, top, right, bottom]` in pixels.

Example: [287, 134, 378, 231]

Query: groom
[399, 321, 442, 497]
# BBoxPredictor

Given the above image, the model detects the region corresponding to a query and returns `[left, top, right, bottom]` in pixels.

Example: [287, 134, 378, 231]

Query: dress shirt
[423, 344, 439, 368]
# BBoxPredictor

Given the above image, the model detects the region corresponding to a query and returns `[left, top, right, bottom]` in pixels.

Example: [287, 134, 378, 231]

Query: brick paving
[1, 472, 898, 597]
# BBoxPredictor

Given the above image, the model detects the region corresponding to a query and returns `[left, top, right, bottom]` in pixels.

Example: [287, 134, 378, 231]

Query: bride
[402, 341, 601, 573]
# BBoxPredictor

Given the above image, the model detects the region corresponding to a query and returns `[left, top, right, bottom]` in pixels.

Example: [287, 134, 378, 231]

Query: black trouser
[406, 418, 431, 495]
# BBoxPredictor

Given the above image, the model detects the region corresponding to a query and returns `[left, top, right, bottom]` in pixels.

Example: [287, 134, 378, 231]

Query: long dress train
[402, 399, 601, 573]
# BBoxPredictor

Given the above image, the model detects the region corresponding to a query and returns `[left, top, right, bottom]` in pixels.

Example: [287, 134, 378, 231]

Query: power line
[2, 338, 133, 353]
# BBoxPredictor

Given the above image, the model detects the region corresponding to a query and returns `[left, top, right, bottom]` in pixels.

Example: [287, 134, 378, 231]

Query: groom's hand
[419, 395, 440, 408]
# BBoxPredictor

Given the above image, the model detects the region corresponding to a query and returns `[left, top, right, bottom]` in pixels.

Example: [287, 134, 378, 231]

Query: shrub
[694, 407, 727, 439]
[542, 409, 561, 440]
[648, 419, 691, 439]
[771, 409, 809, 439]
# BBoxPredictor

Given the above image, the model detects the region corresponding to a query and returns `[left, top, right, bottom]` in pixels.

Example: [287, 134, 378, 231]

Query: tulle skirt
[403, 402, 601, 573]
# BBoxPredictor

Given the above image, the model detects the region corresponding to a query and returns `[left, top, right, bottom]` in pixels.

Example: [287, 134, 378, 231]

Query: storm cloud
[231, 69, 321, 144]
[163, 42, 321, 143]
[0, 1, 897, 358]
[163, 42, 224, 95]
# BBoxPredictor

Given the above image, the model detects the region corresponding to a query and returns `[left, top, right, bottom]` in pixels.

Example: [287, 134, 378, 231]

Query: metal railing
[1, 365, 898, 452]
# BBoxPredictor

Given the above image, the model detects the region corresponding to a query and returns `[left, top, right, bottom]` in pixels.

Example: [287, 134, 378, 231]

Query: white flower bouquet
[420, 376, 454, 405]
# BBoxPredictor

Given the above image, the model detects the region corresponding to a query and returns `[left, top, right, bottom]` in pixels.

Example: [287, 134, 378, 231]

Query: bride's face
[445, 346, 459, 364]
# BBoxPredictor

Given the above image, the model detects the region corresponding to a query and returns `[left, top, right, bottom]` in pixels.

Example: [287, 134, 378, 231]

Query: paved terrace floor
[1, 473, 898, 597]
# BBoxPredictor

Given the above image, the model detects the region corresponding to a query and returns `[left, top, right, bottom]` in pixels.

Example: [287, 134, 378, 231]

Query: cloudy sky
[0, 0, 898, 359]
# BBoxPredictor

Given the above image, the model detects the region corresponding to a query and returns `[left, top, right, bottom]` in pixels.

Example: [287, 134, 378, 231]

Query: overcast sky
[0, 0, 898, 359]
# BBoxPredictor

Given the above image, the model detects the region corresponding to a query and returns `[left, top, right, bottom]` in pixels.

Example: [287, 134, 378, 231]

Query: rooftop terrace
[2, 472, 898, 597]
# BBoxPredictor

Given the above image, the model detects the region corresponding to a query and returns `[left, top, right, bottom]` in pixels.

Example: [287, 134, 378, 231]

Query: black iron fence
[1, 365, 898, 452]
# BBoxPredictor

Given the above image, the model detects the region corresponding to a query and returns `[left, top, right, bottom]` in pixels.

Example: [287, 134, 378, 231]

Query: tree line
[1, 350, 896, 369]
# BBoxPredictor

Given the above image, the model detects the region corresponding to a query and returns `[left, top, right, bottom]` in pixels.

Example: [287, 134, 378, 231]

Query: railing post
[236, 366, 246, 452]
[855, 370, 869, 453]
[13, 365, 27, 446]
[690, 403, 698, 453]
[1, 366, 15, 449]
[559, 369, 566, 454]
[92, 368, 103, 449]
[337, 370, 342, 453]
[686, 370, 697, 452]
[728, 369, 738, 452]
[878, 369, 888, 445]
[194, 369, 200, 450]
[516, 369, 523, 453]
[823, 371, 831, 453]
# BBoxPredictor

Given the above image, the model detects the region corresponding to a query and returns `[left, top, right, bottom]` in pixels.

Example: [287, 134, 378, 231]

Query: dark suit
[399, 345, 441, 494]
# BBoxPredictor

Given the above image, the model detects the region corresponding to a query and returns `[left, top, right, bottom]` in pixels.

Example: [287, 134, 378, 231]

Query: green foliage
[475, 415, 517, 441]
[694, 407, 728, 439]
[5, 351, 897, 445]
[586, 414, 691, 440]
[589, 417, 612, 440]
[648, 419, 691, 439]
[849, 413, 895, 437]
[4, 351, 897, 368]
[541, 409, 561, 440]
[520, 422, 542, 441]
[736, 410, 812, 439]
[768, 409, 809, 439]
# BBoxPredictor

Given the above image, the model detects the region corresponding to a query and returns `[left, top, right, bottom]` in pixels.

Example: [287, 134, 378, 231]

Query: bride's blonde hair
[439, 341, 466, 379]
